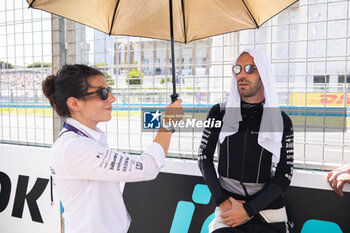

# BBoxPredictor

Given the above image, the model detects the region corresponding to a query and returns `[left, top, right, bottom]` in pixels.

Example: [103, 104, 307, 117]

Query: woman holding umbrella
[42, 64, 183, 233]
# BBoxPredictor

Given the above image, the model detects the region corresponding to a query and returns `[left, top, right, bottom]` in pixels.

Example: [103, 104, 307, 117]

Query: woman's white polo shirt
[50, 117, 165, 233]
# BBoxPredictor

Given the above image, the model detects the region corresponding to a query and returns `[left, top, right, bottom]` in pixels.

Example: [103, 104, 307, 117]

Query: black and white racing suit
[198, 101, 294, 232]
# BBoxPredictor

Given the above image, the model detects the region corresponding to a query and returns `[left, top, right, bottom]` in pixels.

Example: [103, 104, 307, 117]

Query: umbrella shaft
[169, 0, 177, 100]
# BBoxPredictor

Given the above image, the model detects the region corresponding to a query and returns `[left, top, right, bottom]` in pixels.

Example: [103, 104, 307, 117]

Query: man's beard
[238, 80, 262, 98]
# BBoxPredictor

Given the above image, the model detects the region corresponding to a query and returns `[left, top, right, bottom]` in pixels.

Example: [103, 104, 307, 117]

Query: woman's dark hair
[42, 64, 104, 117]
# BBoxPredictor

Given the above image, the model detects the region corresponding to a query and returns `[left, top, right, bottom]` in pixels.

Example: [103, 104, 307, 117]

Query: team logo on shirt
[136, 162, 143, 170]
[143, 110, 161, 129]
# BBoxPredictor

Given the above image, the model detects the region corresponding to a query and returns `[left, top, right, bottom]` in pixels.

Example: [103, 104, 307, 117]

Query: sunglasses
[79, 87, 112, 100]
[232, 64, 257, 74]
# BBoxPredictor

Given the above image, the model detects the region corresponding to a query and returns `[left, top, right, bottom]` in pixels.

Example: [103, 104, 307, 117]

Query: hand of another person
[164, 99, 184, 124]
[220, 197, 249, 228]
[327, 164, 350, 196]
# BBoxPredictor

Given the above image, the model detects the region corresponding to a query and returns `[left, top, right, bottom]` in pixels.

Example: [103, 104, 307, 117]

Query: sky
[0, 0, 53, 67]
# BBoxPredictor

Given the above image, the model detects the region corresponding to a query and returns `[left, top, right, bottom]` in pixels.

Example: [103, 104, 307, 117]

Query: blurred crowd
[0, 72, 48, 90]
[0, 72, 50, 101]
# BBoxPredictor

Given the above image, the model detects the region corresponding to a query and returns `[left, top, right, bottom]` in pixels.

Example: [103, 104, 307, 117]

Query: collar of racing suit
[241, 100, 264, 119]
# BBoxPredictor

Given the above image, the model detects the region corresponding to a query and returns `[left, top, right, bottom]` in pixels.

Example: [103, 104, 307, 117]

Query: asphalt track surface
[1, 113, 349, 167]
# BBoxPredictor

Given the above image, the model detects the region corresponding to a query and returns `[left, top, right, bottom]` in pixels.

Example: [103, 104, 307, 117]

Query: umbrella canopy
[27, 0, 298, 101]
[28, 0, 297, 42]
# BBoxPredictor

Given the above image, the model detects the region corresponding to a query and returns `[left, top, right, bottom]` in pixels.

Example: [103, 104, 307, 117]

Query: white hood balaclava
[218, 49, 283, 164]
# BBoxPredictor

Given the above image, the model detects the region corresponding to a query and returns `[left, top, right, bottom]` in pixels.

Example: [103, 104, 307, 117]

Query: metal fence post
[51, 14, 66, 233]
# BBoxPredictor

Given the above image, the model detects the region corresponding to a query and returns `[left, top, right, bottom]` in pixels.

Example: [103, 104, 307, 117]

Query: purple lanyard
[63, 122, 89, 138]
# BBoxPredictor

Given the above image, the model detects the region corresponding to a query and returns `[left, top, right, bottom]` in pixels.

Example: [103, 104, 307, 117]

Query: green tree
[126, 69, 144, 85]
[160, 78, 171, 84]
[95, 62, 109, 67]
[26, 62, 52, 68]
[0, 61, 14, 69]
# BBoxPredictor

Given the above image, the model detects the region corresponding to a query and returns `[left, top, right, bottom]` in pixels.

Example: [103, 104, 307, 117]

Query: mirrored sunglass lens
[233, 65, 241, 74]
[99, 88, 109, 100]
[245, 65, 255, 74]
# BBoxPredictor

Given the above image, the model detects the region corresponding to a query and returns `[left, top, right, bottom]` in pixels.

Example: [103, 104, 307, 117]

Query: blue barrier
[1, 102, 349, 117]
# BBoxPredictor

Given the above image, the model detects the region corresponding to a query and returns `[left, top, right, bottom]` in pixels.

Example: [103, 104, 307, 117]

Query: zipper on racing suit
[240, 127, 250, 197]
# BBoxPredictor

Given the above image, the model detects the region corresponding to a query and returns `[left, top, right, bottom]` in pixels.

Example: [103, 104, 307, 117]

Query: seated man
[198, 49, 294, 233]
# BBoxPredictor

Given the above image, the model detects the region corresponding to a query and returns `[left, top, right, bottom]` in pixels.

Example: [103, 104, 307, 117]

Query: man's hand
[220, 197, 249, 228]
[218, 199, 232, 212]
[327, 164, 350, 196]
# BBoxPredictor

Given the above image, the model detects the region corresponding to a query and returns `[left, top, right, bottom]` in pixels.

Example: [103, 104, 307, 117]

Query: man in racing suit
[198, 49, 294, 233]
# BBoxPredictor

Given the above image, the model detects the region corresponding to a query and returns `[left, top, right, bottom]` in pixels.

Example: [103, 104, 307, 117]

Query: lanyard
[63, 122, 90, 138]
